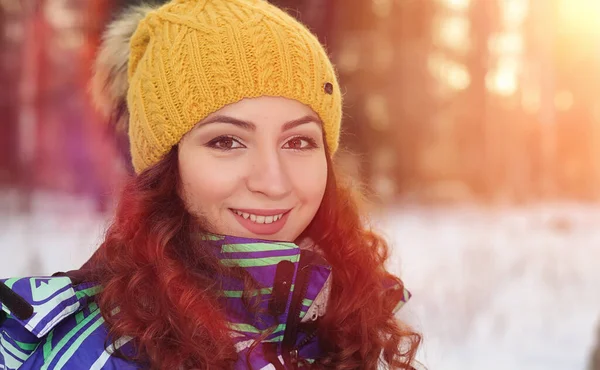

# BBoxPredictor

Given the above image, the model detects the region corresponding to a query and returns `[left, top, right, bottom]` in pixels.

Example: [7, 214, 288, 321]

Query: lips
[229, 208, 291, 235]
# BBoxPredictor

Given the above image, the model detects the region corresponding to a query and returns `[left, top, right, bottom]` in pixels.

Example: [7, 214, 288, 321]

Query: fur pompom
[90, 4, 157, 133]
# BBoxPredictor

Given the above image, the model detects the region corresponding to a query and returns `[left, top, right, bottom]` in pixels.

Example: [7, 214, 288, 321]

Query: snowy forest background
[2, 1, 600, 369]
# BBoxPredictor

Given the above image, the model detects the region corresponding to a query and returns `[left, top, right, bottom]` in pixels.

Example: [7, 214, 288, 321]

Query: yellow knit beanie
[95, 0, 342, 174]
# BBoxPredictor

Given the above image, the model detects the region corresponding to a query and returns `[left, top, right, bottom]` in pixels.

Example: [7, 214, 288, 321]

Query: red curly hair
[85, 146, 421, 369]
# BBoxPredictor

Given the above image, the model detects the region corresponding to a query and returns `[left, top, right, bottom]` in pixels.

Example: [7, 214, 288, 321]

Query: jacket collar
[200, 234, 333, 368]
[1, 235, 411, 369]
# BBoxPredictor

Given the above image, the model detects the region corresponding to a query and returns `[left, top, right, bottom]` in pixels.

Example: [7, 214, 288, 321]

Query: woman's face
[178, 96, 327, 242]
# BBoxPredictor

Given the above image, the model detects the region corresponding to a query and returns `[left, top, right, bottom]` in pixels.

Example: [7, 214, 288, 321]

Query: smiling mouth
[230, 209, 289, 224]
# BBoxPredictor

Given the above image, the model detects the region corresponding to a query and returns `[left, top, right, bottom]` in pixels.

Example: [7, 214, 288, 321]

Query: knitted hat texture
[125, 0, 342, 173]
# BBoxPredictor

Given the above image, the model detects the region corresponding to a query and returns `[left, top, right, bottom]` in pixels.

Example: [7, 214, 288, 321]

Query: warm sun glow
[486, 57, 519, 96]
[433, 15, 471, 54]
[440, 0, 470, 12]
[488, 32, 524, 55]
[500, 0, 529, 27]
[557, 0, 600, 35]
[554, 90, 574, 111]
[428, 53, 471, 91]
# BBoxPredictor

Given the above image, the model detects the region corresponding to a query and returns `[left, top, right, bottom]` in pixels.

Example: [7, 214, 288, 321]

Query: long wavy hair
[83, 143, 421, 369]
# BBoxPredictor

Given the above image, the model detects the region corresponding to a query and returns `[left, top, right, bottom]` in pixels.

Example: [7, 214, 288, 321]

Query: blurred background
[1, 0, 600, 369]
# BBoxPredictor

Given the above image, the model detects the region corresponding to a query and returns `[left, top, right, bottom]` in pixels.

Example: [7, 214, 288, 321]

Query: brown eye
[206, 136, 244, 150]
[283, 136, 317, 150]
[287, 138, 304, 149]
[216, 137, 234, 149]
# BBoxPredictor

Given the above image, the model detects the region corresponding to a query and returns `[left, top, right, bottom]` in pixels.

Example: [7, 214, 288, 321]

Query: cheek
[179, 154, 241, 216]
[289, 156, 327, 206]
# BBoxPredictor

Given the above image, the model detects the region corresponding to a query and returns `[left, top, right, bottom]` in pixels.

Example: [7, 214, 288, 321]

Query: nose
[246, 147, 292, 200]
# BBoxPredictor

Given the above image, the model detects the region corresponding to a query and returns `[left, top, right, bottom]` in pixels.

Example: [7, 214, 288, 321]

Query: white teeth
[232, 210, 285, 224]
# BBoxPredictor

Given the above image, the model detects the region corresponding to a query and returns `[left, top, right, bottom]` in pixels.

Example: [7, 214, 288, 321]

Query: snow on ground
[377, 204, 600, 370]
[1, 192, 599, 370]
[0, 191, 109, 276]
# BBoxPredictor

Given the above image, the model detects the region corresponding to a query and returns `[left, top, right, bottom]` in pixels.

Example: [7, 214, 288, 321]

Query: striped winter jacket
[0, 235, 411, 369]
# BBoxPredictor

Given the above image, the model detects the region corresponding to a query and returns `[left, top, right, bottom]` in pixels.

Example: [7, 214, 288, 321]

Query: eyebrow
[194, 115, 323, 132]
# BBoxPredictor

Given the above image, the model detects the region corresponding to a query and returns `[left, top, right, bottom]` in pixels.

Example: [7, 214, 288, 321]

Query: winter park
[2, 0, 600, 369]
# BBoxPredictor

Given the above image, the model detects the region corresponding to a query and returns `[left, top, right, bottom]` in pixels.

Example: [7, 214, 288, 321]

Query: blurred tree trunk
[390, 1, 434, 199]
[81, 0, 125, 211]
[327, 0, 435, 201]
[467, 0, 494, 200]
[530, 0, 557, 200]
[16, 1, 46, 211]
[0, 4, 21, 188]
[268, 0, 334, 48]
[329, 0, 376, 192]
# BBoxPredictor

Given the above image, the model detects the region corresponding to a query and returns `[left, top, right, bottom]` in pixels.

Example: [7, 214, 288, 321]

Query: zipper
[293, 327, 318, 351]
[281, 250, 313, 368]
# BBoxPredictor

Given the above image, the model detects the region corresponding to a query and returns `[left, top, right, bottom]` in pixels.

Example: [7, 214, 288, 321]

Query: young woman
[0, 0, 421, 368]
